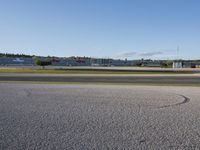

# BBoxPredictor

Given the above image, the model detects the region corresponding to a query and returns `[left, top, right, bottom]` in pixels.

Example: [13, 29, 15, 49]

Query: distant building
[173, 60, 200, 68]
[186, 61, 200, 68]
[196, 64, 200, 68]
[0, 57, 34, 66]
[1, 55, 200, 68]
[173, 61, 183, 68]
[13, 58, 24, 62]
[91, 58, 112, 66]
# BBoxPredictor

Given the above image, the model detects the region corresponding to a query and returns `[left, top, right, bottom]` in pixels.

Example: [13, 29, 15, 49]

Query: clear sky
[0, 0, 200, 59]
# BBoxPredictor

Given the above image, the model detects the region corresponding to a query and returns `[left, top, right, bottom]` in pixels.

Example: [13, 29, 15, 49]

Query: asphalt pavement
[1, 84, 200, 149]
[0, 74, 200, 85]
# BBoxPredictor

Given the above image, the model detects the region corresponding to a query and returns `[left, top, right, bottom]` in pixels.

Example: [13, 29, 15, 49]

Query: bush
[160, 61, 173, 68]
[35, 60, 52, 69]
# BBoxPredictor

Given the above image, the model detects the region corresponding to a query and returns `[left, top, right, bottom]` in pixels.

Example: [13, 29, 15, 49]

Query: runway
[1, 83, 200, 149]
[0, 74, 200, 85]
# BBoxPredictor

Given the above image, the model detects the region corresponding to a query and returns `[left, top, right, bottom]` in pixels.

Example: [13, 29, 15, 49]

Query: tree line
[0, 53, 35, 58]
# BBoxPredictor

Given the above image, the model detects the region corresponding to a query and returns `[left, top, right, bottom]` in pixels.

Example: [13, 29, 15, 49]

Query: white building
[173, 61, 183, 68]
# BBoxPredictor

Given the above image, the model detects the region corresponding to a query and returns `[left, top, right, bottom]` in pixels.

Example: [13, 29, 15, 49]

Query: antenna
[177, 46, 180, 59]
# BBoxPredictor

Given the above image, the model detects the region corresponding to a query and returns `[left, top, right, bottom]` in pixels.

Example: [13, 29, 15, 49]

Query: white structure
[13, 58, 24, 62]
[196, 64, 200, 68]
[173, 61, 183, 68]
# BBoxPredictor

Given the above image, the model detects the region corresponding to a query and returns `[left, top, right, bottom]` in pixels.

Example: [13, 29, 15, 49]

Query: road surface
[1, 83, 200, 149]
[0, 74, 200, 85]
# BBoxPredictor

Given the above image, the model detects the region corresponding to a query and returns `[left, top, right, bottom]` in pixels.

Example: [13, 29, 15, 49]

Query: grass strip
[0, 68, 193, 74]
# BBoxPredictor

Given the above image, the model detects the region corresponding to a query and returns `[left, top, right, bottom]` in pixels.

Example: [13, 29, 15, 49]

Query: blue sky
[0, 0, 200, 59]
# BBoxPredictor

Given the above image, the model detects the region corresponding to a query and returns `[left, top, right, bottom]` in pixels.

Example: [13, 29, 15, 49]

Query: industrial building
[173, 60, 200, 68]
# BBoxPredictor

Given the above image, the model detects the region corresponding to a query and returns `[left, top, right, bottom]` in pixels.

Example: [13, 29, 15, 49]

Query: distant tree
[136, 62, 143, 67]
[160, 61, 173, 68]
[35, 59, 52, 69]
[0, 52, 34, 58]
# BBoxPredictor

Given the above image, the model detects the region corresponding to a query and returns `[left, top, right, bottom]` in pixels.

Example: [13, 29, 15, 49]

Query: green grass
[0, 68, 193, 74]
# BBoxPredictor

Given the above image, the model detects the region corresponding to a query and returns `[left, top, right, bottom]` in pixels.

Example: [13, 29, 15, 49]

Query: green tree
[35, 59, 52, 69]
[160, 60, 173, 68]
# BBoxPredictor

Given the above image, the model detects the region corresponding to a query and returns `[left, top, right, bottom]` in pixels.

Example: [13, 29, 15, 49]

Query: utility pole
[177, 46, 180, 60]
